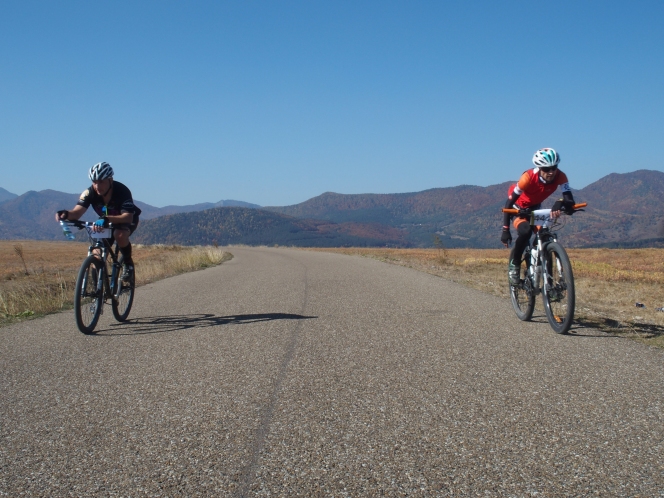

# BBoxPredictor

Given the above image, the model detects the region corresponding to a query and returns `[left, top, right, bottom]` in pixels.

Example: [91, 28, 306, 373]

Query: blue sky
[1, 1, 663, 207]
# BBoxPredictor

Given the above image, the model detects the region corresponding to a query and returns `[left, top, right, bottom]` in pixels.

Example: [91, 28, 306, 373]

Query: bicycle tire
[542, 241, 575, 334]
[510, 247, 536, 321]
[74, 255, 104, 334]
[112, 255, 134, 322]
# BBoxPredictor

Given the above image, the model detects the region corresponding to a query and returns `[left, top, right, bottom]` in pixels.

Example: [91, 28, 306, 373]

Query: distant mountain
[129, 170, 664, 248]
[553, 170, 664, 247]
[0, 187, 18, 204]
[132, 207, 409, 247]
[2, 170, 664, 247]
[574, 169, 664, 215]
[0, 190, 95, 240]
[0, 189, 260, 240]
[263, 183, 514, 247]
[265, 183, 513, 224]
[135, 199, 260, 219]
[262, 170, 664, 248]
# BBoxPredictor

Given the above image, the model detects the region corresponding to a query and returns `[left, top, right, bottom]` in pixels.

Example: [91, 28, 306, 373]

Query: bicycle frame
[502, 203, 586, 334]
[62, 221, 124, 305]
[525, 225, 557, 296]
[61, 219, 136, 334]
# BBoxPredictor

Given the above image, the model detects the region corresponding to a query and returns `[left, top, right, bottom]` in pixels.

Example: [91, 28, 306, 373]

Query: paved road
[1, 247, 663, 496]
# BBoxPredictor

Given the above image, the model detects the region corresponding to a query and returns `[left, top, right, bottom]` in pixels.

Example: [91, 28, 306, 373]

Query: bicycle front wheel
[510, 248, 535, 321]
[74, 255, 103, 334]
[112, 256, 134, 322]
[542, 241, 575, 334]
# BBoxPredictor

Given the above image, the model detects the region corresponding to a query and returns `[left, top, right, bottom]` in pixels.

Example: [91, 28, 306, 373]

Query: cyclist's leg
[510, 220, 532, 267]
[114, 220, 139, 280]
[114, 227, 131, 256]
[508, 219, 532, 285]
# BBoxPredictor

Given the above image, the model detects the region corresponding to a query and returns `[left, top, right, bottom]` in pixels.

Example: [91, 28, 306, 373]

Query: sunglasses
[539, 166, 558, 173]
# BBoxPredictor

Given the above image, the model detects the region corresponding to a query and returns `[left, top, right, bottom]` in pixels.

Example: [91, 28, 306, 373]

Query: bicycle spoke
[542, 243, 575, 334]
[510, 248, 535, 321]
[112, 256, 135, 322]
[74, 256, 103, 334]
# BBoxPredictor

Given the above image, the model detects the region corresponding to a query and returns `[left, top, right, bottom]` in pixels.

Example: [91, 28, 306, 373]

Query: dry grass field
[0, 240, 232, 326]
[310, 247, 664, 348]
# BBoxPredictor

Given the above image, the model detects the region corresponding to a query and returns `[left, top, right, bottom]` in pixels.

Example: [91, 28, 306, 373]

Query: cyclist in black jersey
[55, 162, 141, 280]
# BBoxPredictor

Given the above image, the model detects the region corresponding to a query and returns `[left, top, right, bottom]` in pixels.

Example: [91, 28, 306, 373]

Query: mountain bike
[502, 203, 586, 334]
[60, 220, 135, 334]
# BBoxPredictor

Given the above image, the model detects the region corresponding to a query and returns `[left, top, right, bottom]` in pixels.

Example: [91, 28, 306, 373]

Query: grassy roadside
[308, 247, 664, 349]
[0, 241, 232, 327]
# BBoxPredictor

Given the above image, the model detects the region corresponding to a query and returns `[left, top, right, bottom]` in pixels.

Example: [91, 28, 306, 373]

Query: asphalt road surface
[1, 247, 663, 496]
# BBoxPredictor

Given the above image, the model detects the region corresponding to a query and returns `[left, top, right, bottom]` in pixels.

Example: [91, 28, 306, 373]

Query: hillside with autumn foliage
[132, 207, 410, 247]
[2, 170, 664, 247]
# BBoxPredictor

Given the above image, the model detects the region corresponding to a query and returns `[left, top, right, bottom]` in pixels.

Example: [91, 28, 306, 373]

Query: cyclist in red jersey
[55, 162, 141, 281]
[501, 148, 576, 286]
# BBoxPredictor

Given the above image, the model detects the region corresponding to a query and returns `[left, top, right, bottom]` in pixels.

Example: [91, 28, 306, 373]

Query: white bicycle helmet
[89, 162, 114, 181]
[532, 148, 560, 167]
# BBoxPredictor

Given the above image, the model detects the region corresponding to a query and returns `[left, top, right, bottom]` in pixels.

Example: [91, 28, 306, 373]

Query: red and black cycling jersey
[508, 168, 571, 209]
[77, 181, 141, 223]
[502, 168, 574, 228]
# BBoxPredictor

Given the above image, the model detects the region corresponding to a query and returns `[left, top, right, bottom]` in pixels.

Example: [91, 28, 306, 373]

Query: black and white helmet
[532, 148, 560, 168]
[89, 162, 114, 181]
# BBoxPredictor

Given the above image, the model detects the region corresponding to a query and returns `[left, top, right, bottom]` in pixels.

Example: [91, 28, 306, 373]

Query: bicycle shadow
[92, 313, 317, 336]
[529, 311, 664, 338]
[571, 315, 664, 339]
[526, 310, 618, 338]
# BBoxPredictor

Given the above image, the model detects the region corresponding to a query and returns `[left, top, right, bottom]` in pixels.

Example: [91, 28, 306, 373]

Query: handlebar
[501, 203, 587, 215]
[59, 219, 117, 241]
[60, 219, 118, 229]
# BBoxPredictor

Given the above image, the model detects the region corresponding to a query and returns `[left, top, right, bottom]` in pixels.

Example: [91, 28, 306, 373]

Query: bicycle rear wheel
[74, 255, 103, 334]
[542, 241, 575, 334]
[112, 255, 134, 322]
[510, 249, 535, 321]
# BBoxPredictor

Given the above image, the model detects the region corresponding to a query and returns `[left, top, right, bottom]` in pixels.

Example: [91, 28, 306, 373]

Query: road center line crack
[237, 265, 309, 497]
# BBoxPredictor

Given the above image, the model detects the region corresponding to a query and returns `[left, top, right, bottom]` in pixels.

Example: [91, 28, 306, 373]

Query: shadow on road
[526, 311, 664, 338]
[525, 311, 618, 338]
[93, 313, 317, 336]
[572, 315, 664, 339]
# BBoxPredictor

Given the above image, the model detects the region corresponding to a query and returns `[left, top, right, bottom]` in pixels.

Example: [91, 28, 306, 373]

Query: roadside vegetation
[310, 247, 664, 348]
[0, 241, 232, 327]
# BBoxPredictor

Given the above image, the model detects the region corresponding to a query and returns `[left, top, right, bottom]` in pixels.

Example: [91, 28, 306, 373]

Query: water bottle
[534, 266, 541, 288]
[61, 221, 75, 240]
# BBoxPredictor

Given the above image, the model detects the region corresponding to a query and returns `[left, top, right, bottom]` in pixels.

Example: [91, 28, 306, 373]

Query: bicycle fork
[526, 242, 542, 295]
[78, 263, 105, 314]
[96, 264, 119, 315]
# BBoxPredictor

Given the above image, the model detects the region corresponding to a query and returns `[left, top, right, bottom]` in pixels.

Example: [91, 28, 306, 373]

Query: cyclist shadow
[93, 313, 317, 336]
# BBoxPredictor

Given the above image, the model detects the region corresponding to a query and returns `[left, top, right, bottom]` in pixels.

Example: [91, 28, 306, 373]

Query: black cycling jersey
[77, 181, 141, 224]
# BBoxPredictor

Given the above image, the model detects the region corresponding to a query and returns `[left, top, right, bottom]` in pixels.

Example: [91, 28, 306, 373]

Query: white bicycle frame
[525, 209, 563, 294]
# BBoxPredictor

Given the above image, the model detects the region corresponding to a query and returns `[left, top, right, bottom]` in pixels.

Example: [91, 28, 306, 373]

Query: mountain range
[263, 169, 664, 247]
[0, 189, 259, 241]
[0, 187, 18, 203]
[2, 169, 664, 248]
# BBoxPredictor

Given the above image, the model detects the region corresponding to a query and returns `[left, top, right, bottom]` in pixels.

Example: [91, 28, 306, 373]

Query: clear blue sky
[1, 1, 663, 207]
